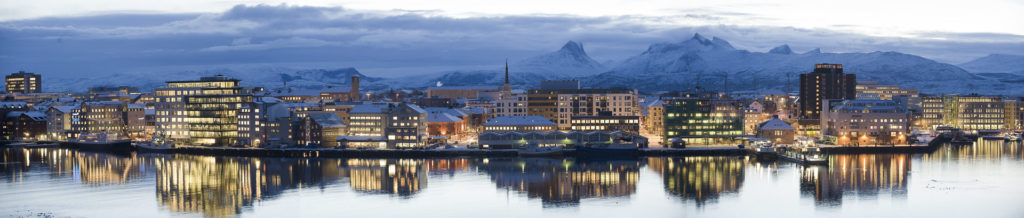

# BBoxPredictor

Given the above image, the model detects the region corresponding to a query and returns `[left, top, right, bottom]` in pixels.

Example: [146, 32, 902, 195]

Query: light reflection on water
[1, 140, 1022, 217]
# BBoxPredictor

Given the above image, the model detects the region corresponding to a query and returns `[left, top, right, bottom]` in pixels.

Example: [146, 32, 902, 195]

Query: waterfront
[2, 139, 1023, 217]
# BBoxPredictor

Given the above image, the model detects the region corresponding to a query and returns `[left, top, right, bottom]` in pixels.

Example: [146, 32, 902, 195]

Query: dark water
[2, 140, 1023, 218]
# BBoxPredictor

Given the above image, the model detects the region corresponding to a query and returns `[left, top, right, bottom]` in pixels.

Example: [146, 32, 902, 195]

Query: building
[2, 111, 46, 140]
[757, 117, 795, 145]
[46, 105, 77, 141]
[5, 71, 41, 94]
[317, 76, 362, 102]
[125, 103, 148, 140]
[743, 101, 768, 135]
[482, 116, 556, 133]
[478, 130, 647, 149]
[384, 103, 428, 148]
[570, 111, 640, 134]
[71, 101, 129, 139]
[427, 86, 499, 99]
[295, 113, 347, 147]
[639, 97, 664, 137]
[920, 95, 1006, 131]
[855, 81, 920, 109]
[425, 109, 467, 143]
[662, 94, 745, 146]
[799, 64, 856, 119]
[236, 97, 294, 147]
[527, 88, 637, 130]
[155, 75, 252, 146]
[821, 100, 909, 146]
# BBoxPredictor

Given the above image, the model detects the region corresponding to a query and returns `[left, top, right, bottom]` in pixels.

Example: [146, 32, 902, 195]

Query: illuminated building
[425, 109, 467, 143]
[295, 113, 347, 147]
[799, 63, 856, 119]
[527, 88, 637, 130]
[920, 94, 1006, 131]
[71, 101, 130, 139]
[821, 100, 909, 146]
[570, 111, 640, 134]
[662, 93, 746, 147]
[46, 105, 76, 141]
[757, 117, 795, 144]
[478, 130, 647, 149]
[3, 111, 46, 140]
[341, 103, 428, 149]
[743, 101, 768, 135]
[5, 71, 41, 94]
[237, 97, 294, 147]
[639, 96, 664, 137]
[482, 116, 556, 133]
[155, 75, 252, 146]
[855, 81, 920, 109]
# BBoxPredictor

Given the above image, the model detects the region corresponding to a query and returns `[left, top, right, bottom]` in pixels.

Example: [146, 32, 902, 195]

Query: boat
[133, 141, 177, 153]
[65, 133, 135, 154]
[518, 145, 564, 157]
[2, 142, 59, 149]
[754, 146, 777, 160]
[575, 143, 640, 157]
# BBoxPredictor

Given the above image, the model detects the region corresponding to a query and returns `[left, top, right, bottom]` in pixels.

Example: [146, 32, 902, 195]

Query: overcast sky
[1, 0, 1022, 78]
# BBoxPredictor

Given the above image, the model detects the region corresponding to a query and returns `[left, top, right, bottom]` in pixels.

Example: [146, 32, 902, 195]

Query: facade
[72, 101, 128, 139]
[295, 113, 347, 147]
[46, 105, 76, 141]
[756, 117, 795, 144]
[426, 110, 467, 141]
[640, 97, 664, 137]
[2, 111, 46, 140]
[920, 95, 1006, 131]
[347, 104, 389, 137]
[570, 111, 640, 134]
[155, 75, 252, 146]
[662, 94, 745, 146]
[527, 88, 637, 129]
[743, 101, 768, 135]
[478, 130, 648, 149]
[856, 81, 921, 109]
[821, 100, 909, 146]
[799, 64, 856, 119]
[317, 76, 361, 102]
[5, 71, 41, 94]
[236, 97, 294, 147]
[384, 104, 428, 148]
[483, 116, 557, 133]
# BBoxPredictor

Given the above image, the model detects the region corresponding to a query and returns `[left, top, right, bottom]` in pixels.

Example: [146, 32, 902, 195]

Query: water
[1, 140, 1023, 218]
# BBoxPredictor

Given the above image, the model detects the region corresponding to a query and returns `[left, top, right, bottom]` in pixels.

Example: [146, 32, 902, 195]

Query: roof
[307, 113, 346, 128]
[350, 104, 388, 114]
[50, 105, 79, 113]
[428, 112, 463, 123]
[402, 104, 427, 114]
[424, 107, 468, 117]
[484, 116, 556, 126]
[758, 118, 795, 130]
[336, 136, 387, 141]
[0, 102, 28, 108]
[7, 111, 46, 121]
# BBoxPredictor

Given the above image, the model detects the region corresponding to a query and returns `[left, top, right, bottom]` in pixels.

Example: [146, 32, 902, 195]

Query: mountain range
[40, 33, 1024, 95]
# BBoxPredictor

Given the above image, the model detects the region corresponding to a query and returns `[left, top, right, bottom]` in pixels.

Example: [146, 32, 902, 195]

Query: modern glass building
[155, 75, 251, 146]
[662, 93, 745, 147]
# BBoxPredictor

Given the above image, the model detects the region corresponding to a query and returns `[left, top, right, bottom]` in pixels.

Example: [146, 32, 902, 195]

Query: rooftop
[484, 116, 556, 126]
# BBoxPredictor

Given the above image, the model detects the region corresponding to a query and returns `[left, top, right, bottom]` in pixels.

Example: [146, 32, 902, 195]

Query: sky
[1, 0, 1022, 80]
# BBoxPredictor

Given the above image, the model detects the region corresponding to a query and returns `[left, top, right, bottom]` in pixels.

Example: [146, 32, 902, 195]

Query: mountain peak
[691, 33, 709, 43]
[769, 44, 793, 54]
[560, 40, 585, 56]
[805, 48, 821, 54]
[710, 37, 735, 50]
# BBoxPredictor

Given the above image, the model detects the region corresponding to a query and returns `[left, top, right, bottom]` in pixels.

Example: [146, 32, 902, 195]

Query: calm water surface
[2, 140, 1023, 218]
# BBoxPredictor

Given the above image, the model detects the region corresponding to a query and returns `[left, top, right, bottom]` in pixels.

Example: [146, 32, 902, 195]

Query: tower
[350, 75, 361, 101]
[502, 59, 511, 94]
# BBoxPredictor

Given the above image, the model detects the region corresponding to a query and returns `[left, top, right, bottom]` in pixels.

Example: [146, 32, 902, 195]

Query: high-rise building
[5, 71, 41, 94]
[799, 64, 856, 119]
[155, 75, 252, 146]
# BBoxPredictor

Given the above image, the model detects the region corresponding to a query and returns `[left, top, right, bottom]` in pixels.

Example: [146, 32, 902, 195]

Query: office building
[821, 100, 909, 146]
[5, 71, 41, 94]
[155, 75, 252, 146]
[799, 64, 856, 119]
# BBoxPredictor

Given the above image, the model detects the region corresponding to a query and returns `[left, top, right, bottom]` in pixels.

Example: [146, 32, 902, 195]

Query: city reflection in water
[477, 158, 641, 207]
[800, 154, 911, 206]
[2, 139, 1021, 217]
[0, 148, 146, 185]
[648, 157, 746, 205]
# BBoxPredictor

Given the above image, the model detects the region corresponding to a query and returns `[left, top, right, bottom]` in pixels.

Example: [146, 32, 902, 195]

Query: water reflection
[477, 158, 641, 207]
[648, 157, 745, 205]
[0, 148, 146, 185]
[2, 140, 1022, 217]
[800, 154, 911, 206]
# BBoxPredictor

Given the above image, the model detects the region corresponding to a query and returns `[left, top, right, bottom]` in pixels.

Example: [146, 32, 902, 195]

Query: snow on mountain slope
[959, 54, 1024, 74]
[585, 33, 1011, 95]
[513, 41, 607, 77]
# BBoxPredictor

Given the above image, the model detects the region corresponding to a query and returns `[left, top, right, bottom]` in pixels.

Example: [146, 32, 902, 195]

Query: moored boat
[518, 145, 564, 157]
[65, 133, 135, 154]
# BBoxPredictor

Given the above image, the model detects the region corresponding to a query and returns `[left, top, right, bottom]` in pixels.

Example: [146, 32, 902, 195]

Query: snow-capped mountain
[960, 54, 1024, 74]
[583, 33, 1011, 95]
[514, 41, 607, 77]
[406, 40, 608, 89]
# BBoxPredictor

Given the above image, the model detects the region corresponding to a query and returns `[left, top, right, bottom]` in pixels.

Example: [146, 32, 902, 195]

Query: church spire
[504, 59, 509, 84]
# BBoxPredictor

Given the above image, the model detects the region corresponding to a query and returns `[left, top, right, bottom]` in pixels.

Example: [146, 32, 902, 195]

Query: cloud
[0, 3, 1022, 81]
[200, 37, 341, 51]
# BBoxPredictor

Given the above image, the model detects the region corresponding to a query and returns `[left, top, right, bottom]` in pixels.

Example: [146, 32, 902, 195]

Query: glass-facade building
[662, 94, 745, 146]
[155, 75, 251, 146]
